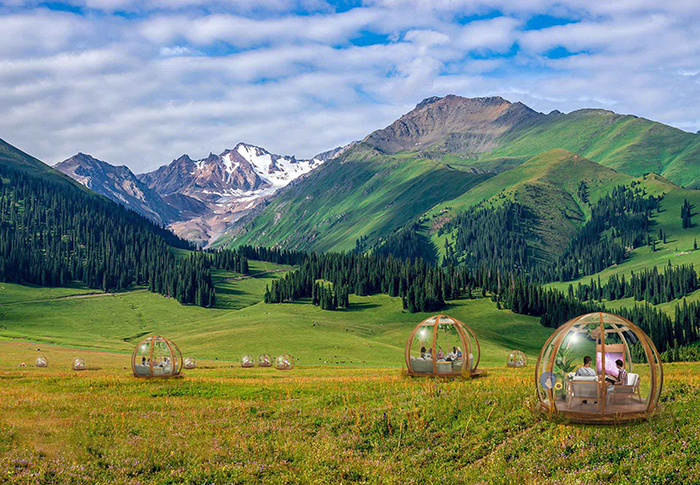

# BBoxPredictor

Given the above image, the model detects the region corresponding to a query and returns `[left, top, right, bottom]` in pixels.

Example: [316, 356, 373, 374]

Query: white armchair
[567, 376, 602, 410]
[609, 372, 641, 404]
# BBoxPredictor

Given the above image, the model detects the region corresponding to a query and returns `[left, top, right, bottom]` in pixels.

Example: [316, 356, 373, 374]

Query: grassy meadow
[1, 344, 699, 484]
[2, 260, 699, 484]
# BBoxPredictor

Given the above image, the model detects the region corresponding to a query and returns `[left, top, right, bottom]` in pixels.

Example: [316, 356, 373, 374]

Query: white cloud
[0, 1, 698, 172]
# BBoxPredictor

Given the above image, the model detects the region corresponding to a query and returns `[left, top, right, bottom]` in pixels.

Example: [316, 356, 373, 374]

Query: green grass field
[2, 260, 700, 483]
[0, 276, 550, 368]
[1, 342, 698, 484]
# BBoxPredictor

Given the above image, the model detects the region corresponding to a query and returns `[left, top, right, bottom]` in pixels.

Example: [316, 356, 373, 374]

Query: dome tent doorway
[131, 336, 183, 378]
[405, 314, 484, 378]
[536, 312, 663, 424]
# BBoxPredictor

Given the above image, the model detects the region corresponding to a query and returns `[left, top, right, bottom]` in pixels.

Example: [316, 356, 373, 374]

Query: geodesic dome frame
[536, 312, 663, 424]
[507, 350, 527, 368]
[404, 314, 483, 377]
[275, 354, 294, 370]
[131, 335, 183, 378]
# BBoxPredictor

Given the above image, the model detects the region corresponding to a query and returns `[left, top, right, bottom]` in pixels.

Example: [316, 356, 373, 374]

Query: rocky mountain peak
[363, 94, 543, 155]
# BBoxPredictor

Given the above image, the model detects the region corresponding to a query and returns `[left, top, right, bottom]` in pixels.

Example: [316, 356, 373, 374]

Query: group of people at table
[570, 355, 630, 405]
[419, 346, 463, 361]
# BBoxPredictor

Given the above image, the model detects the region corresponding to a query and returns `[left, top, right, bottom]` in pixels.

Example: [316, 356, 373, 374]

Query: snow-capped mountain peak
[136, 142, 325, 245]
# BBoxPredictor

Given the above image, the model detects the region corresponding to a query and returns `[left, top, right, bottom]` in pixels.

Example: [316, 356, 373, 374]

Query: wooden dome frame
[404, 314, 484, 378]
[507, 350, 527, 368]
[535, 312, 663, 424]
[131, 335, 183, 378]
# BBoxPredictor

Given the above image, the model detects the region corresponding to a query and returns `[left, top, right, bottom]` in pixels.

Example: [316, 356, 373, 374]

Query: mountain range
[225, 95, 700, 256]
[55, 142, 325, 246]
[50, 94, 700, 258]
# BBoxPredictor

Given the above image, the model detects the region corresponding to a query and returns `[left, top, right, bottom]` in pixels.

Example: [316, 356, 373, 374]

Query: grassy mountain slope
[548, 174, 700, 291]
[429, 149, 633, 260]
[222, 146, 492, 252]
[224, 96, 699, 253]
[0, 138, 91, 192]
[475, 109, 700, 187]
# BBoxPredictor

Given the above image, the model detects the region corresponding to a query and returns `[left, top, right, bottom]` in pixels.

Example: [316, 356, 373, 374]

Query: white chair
[609, 372, 641, 404]
[567, 376, 602, 411]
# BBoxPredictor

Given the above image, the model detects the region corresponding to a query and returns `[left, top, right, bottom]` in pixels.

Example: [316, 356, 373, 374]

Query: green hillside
[224, 97, 700, 255]
[0, 138, 90, 192]
[428, 149, 633, 259]
[473, 109, 700, 188]
[547, 174, 700, 291]
[222, 146, 492, 252]
[0, 270, 551, 368]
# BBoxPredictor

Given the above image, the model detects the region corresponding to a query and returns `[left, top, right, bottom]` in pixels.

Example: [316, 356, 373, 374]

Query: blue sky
[0, 0, 698, 171]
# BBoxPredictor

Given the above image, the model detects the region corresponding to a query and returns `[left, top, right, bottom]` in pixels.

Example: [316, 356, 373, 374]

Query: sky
[1, 0, 699, 173]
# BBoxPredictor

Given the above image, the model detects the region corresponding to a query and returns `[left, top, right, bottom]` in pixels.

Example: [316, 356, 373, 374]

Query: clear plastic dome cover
[405, 314, 483, 378]
[241, 355, 255, 367]
[35, 356, 48, 367]
[507, 350, 527, 368]
[184, 357, 196, 369]
[131, 336, 183, 378]
[72, 358, 86, 371]
[275, 354, 294, 370]
[258, 354, 272, 367]
[535, 312, 663, 424]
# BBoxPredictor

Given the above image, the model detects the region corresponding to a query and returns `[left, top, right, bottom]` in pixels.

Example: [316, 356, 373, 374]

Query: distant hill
[54, 153, 179, 226]
[431, 149, 633, 259]
[225, 95, 700, 253]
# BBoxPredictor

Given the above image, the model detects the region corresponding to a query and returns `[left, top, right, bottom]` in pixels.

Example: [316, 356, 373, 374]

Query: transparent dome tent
[72, 358, 86, 371]
[536, 312, 663, 424]
[405, 314, 484, 378]
[131, 336, 183, 378]
[184, 357, 196, 369]
[241, 355, 255, 368]
[258, 354, 272, 367]
[36, 356, 48, 368]
[507, 350, 527, 368]
[276, 354, 294, 370]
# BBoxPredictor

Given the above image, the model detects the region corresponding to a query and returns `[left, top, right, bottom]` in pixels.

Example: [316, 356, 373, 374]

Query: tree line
[571, 263, 698, 305]
[0, 164, 216, 307]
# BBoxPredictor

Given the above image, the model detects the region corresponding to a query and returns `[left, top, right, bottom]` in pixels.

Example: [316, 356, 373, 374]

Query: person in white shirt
[575, 355, 597, 377]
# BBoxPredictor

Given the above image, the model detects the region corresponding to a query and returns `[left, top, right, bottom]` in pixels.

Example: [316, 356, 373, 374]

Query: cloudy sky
[1, 0, 699, 172]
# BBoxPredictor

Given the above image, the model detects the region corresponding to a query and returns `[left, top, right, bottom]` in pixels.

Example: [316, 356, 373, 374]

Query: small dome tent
[131, 336, 183, 378]
[241, 355, 255, 368]
[275, 354, 294, 370]
[258, 354, 272, 367]
[36, 356, 48, 368]
[507, 350, 527, 368]
[72, 358, 86, 371]
[405, 314, 484, 378]
[536, 312, 663, 424]
[184, 357, 196, 369]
